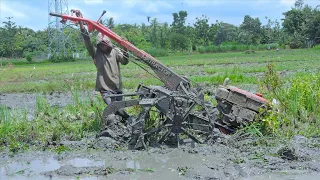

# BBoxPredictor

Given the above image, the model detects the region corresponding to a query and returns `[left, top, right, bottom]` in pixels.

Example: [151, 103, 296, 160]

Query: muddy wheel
[129, 102, 216, 149]
[129, 106, 172, 149]
[196, 102, 236, 134]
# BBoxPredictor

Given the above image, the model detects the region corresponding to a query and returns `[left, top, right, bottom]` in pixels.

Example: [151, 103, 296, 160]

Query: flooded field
[1, 133, 320, 179]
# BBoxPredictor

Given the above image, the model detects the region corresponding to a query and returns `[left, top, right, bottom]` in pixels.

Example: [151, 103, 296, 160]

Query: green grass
[1, 49, 319, 93]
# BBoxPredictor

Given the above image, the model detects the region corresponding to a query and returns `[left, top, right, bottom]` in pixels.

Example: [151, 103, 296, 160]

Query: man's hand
[74, 10, 84, 29]
[121, 37, 129, 51]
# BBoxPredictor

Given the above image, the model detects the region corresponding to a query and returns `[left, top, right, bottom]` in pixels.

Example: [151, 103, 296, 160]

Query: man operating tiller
[76, 11, 130, 124]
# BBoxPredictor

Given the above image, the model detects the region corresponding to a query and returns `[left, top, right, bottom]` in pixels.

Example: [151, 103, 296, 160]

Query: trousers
[100, 90, 129, 119]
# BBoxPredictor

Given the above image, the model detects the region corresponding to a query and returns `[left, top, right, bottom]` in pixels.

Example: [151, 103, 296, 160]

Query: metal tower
[48, 0, 69, 58]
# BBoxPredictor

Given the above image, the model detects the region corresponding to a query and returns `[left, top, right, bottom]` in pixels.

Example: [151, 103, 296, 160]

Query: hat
[96, 32, 112, 45]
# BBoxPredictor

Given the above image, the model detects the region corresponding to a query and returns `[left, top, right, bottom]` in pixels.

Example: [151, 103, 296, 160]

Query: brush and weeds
[243, 63, 320, 141]
[0, 91, 106, 154]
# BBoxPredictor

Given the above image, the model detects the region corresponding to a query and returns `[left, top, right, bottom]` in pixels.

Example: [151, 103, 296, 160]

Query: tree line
[0, 0, 319, 59]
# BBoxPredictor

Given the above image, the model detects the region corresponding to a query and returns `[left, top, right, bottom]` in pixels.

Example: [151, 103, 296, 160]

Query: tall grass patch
[198, 43, 279, 54]
[0, 91, 105, 153]
[259, 64, 320, 137]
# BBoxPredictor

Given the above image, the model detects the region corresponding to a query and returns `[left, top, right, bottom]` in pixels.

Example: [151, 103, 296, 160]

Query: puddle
[0, 156, 105, 180]
[107, 149, 220, 180]
[65, 158, 104, 168]
[0, 157, 60, 179]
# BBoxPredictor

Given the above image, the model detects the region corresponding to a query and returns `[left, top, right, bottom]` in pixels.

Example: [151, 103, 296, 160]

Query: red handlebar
[49, 11, 188, 90]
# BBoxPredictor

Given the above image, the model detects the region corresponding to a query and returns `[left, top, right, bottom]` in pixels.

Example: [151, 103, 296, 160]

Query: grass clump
[255, 64, 320, 138]
[49, 55, 75, 63]
[0, 91, 105, 153]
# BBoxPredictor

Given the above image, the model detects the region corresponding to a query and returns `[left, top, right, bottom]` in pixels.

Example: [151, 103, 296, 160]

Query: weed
[232, 156, 245, 164]
[139, 167, 156, 173]
[177, 166, 190, 176]
[9, 142, 29, 153]
[105, 166, 116, 174]
[55, 145, 70, 154]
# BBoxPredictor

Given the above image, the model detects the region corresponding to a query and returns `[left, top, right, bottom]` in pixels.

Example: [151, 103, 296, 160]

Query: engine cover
[215, 85, 268, 127]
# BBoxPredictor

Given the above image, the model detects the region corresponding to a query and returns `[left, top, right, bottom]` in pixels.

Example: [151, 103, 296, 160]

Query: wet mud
[0, 134, 320, 180]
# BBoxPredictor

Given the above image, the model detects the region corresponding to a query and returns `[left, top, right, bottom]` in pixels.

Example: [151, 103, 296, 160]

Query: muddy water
[241, 172, 320, 180]
[0, 150, 218, 180]
[0, 156, 59, 179]
[1, 138, 320, 180]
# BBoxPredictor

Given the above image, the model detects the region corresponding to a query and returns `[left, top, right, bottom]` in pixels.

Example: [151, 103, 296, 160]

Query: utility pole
[48, 0, 72, 58]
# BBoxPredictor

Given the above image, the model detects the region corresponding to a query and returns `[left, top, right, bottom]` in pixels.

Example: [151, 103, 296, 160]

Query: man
[78, 15, 130, 121]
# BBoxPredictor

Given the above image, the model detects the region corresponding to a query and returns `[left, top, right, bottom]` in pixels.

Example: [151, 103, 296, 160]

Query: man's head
[96, 33, 113, 54]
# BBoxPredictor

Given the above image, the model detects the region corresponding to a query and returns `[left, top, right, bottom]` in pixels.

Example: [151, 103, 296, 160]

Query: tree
[304, 7, 320, 43]
[282, 9, 305, 34]
[2, 17, 17, 57]
[295, 0, 304, 9]
[214, 21, 238, 45]
[114, 24, 151, 50]
[170, 10, 189, 51]
[158, 22, 169, 48]
[105, 17, 115, 29]
[171, 10, 188, 34]
[239, 15, 262, 44]
[282, 1, 315, 48]
[149, 18, 158, 48]
[261, 17, 281, 44]
[194, 15, 210, 46]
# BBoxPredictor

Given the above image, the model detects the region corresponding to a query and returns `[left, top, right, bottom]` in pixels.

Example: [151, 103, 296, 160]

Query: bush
[192, 45, 197, 52]
[145, 48, 169, 57]
[49, 55, 75, 63]
[313, 44, 320, 50]
[26, 54, 33, 62]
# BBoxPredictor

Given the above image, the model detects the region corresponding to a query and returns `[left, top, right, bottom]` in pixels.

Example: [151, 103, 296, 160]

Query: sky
[0, 0, 319, 31]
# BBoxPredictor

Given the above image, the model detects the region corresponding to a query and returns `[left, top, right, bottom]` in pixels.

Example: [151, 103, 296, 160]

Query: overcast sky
[0, 0, 319, 31]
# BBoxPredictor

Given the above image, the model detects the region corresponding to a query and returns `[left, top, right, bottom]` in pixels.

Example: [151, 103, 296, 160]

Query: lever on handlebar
[49, 12, 62, 17]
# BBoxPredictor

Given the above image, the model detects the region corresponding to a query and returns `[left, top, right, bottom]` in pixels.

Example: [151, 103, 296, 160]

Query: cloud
[142, 1, 174, 13]
[122, 0, 139, 8]
[120, 0, 173, 13]
[0, 1, 27, 19]
[183, 0, 220, 7]
[84, 0, 104, 5]
[280, 0, 295, 7]
[105, 11, 121, 21]
[0, 1, 48, 31]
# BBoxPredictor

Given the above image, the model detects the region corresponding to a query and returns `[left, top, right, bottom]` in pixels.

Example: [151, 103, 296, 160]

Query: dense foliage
[0, 0, 319, 59]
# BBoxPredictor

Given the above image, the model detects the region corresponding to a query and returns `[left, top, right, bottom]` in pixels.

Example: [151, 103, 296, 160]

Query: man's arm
[80, 25, 95, 59]
[115, 47, 129, 65]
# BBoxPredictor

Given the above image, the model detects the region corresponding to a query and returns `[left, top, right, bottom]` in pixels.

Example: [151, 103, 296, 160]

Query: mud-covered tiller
[50, 10, 268, 149]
